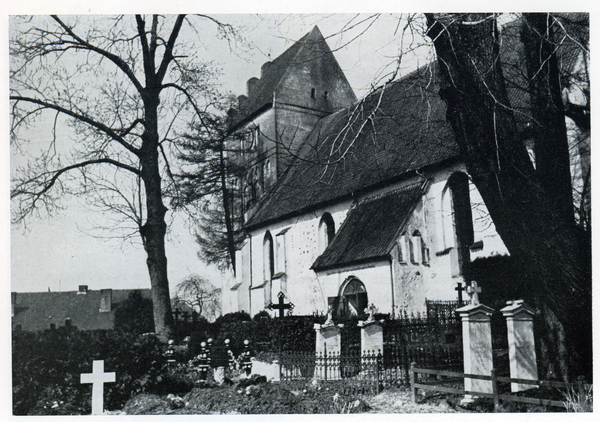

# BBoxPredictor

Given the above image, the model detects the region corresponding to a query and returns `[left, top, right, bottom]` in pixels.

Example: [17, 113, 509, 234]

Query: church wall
[241, 200, 352, 317]
[315, 261, 393, 315]
[389, 166, 509, 315]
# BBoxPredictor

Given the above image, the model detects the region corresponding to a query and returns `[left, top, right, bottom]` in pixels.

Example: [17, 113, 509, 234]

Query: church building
[221, 23, 588, 319]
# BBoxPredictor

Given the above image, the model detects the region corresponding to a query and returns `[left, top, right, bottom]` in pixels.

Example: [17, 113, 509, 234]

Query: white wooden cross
[467, 281, 482, 305]
[80, 360, 115, 415]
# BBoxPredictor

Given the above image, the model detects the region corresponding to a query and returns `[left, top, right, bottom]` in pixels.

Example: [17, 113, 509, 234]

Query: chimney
[78, 285, 88, 295]
[99, 289, 112, 313]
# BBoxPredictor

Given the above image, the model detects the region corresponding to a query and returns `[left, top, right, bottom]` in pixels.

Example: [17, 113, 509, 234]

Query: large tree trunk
[425, 13, 591, 380]
[140, 92, 175, 342]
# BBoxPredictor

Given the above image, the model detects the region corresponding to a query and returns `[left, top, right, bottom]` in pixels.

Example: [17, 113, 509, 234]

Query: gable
[231, 26, 356, 129]
[311, 181, 427, 271]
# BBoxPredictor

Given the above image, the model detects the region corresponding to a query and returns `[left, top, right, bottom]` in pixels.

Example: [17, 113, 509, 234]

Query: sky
[6, 10, 433, 296]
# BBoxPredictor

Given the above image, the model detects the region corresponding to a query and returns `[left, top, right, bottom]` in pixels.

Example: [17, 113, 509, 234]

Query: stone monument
[501, 300, 539, 392]
[456, 281, 494, 404]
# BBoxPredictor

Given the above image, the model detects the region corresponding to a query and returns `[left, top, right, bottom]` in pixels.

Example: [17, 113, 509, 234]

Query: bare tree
[425, 12, 590, 380]
[174, 275, 222, 321]
[10, 14, 237, 341]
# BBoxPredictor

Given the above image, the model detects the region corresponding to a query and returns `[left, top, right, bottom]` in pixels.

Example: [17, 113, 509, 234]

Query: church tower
[229, 26, 357, 219]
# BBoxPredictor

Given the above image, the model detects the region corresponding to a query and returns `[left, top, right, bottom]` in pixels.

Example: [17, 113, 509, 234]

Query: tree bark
[139, 88, 174, 341]
[425, 13, 591, 380]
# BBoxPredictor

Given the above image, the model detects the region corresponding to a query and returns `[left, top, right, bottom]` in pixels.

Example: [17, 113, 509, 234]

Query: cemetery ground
[12, 317, 592, 415]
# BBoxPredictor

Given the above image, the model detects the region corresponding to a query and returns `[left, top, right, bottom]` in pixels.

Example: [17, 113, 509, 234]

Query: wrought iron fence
[278, 349, 382, 395]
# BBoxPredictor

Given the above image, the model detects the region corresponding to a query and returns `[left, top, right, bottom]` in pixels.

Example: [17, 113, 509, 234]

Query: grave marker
[501, 300, 539, 392]
[455, 281, 465, 303]
[267, 291, 294, 317]
[466, 280, 482, 305]
[456, 302, 494, 404]
[80, 360, 115, 415]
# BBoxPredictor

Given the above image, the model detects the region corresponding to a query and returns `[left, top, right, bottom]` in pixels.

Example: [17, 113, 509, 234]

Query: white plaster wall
[242, 200, 352, 317]
[232, 163, 510, 317]
[315, 261, 393, 314]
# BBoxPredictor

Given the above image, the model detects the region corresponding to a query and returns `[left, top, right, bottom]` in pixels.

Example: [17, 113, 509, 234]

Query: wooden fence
[409, 363, 590, 411]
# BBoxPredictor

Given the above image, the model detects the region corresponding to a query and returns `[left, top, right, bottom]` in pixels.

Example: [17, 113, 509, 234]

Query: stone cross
[455, 281, 465, 303]
[467, 281, 482, 305]
[267, 291, 294, 317]
[365, 303, 377, 322]
[80, 360, 115, 415]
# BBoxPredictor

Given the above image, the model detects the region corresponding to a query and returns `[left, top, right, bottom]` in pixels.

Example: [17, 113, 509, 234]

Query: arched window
[340, 277, 368, 317]
[318, 212, 335, 253]
[263, 231, 274, 282]
[410, 230, 422, 264]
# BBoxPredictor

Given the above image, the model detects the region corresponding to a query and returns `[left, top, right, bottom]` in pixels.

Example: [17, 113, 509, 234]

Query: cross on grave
[173, 308, 181, 321]
[455, 281, 465, 304]
[267, 291, 294, 318]
[80, 360, 115, 415]
[467, 281, 482, 305]
[364, 303, 378, 322]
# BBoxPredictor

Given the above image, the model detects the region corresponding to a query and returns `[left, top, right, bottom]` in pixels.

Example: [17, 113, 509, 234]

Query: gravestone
[456, 302, 494, 404]
[80, 360, 115, 415]
[314, 321, 342, 380]
[501, 300, 539, 392]
[358, 304, 383, 355]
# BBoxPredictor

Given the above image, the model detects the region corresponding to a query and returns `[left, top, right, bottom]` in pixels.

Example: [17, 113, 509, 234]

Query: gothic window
[339, 277, 368, 317]
[324, 91, 329, 100]
[263, 231, 274, 282]
[275, 230, 287, 274]
[318, 212, 335, 253]
[397, 234, 407, 263]
[411, 230, 422, 264]
[249, 125, 260, 150]
[421, 236, 430, 266]
[243, 185, 251, 211]
[311, 87, 316, 99]
[439, 172, 474, 273]
[440, 185, 455, 250]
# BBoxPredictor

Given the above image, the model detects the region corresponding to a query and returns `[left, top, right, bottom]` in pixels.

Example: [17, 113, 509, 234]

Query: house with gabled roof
[11, 285, 151, 332]
[222, 20, 588, 319]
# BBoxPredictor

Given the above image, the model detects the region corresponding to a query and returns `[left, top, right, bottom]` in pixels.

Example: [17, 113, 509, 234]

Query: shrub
[12, 329, 167, 415]
[563, 384, 593, 412]
[113, 291, 154, 335]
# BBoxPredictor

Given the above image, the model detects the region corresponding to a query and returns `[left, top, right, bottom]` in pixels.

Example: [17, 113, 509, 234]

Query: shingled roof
[12, 288, 151, 332]
[243, 15, 585, 231]
[312, 181, 427, 271]
[244, 65, 459, 229]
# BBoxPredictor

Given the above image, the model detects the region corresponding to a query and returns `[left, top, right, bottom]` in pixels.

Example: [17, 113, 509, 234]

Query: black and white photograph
[5, 2, 593, 417]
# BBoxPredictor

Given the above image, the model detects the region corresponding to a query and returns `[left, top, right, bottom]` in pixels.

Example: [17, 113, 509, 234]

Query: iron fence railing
[278, 349, 382, 395]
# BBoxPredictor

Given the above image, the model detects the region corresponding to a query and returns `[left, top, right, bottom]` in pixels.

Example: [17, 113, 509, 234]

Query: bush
[12, 329, 167, 415]
[113, 291, 154, 335]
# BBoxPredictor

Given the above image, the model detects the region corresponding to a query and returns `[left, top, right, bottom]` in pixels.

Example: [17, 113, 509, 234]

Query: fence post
[324, 343, 328, 382]
[376, 349, 382, 394]
[491, 368, 499, 412]
[410, 362, 417, 403]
